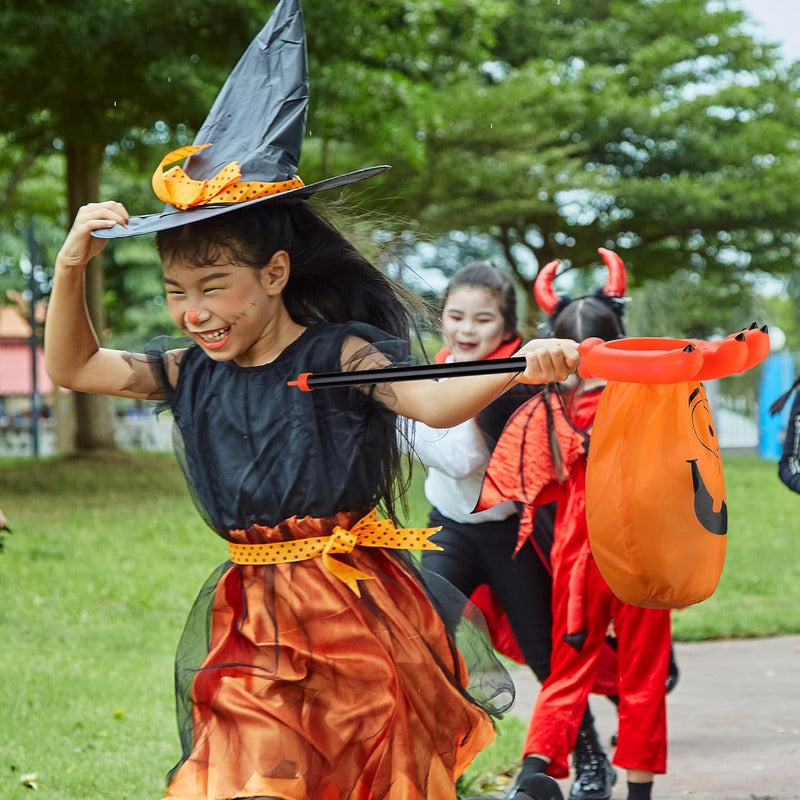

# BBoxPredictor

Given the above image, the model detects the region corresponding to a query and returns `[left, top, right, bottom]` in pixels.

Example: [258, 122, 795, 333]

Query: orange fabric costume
[165, 513, 496, 800]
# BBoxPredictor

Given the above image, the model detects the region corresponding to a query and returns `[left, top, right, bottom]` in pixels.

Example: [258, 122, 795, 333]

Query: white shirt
[409, 417, 518, 524]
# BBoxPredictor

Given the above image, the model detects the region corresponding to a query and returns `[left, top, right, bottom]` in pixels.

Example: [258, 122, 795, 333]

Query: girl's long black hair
[156, 200, 414, 339]
[548, 294, 626, 342]
[543, 293, 627, 478]
[156, 199, 418, 521]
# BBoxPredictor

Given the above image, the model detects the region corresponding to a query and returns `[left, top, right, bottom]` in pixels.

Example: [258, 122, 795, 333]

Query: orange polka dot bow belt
[152, 143, 305, 210]
[227, 510, 442, 597]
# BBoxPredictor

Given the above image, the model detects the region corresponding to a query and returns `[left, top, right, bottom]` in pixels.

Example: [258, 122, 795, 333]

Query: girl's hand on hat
[516, 338, 580, 384]
[57, 201, 129, 269]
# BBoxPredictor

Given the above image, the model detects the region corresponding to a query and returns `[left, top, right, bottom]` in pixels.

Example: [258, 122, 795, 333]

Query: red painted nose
[186, 308, 201, 326]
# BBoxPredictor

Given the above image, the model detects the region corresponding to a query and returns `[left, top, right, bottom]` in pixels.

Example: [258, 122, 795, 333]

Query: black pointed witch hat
[95, 0, 389, 239]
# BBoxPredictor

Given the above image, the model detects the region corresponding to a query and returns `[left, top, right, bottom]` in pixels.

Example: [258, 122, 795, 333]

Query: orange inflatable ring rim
[725, 326, 771, 373]
[578, 337, 703, 383]
[689, 337, 748, 381]
[578, 328, 770, 383]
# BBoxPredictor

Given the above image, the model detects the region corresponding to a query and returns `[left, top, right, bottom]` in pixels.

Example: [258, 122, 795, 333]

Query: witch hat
[95, 0, 388, 239]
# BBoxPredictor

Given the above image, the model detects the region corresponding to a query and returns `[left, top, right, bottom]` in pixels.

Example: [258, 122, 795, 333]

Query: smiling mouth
[687, 458, 727, 535]
[199, 327, 229, 342]
[197, 327, 231, 350]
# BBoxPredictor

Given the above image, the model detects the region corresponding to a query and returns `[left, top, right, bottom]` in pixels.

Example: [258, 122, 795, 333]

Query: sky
[737, 0, 800, 62]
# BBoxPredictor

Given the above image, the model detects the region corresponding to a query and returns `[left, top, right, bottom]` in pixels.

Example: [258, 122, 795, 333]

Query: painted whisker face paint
[165, 262, 278, 367]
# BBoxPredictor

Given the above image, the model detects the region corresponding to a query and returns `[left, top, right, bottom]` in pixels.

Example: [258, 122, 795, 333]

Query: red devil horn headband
[533, 259, 562, 316]
[598, 247, 627, 298]
[533, 249, 628, 316]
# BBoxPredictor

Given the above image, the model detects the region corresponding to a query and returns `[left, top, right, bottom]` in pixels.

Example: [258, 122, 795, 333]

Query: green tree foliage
[411, 0, 800, 332]
[303, 0, 506, 182]
[626, 269, 763, 338]
[0, 0, 505, 447]
[2, 0, 800, 371]
[762, 275, 800, 354]
[0, 0, 267, 448]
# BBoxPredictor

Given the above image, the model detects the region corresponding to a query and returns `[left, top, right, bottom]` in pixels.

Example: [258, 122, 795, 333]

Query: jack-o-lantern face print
[686, 386, 727, 535]
[586, 379, 730, 608]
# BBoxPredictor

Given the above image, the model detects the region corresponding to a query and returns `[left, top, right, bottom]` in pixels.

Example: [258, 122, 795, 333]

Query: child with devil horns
[44, 1, 578, 798]
[770, 376, 800, 493]
[477, 252, 674, 800]
[407, 259, 617, 800]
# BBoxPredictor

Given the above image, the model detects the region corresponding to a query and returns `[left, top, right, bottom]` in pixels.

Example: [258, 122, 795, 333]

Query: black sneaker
[516, 774, 565, 800]
[568, 725, 616, 800]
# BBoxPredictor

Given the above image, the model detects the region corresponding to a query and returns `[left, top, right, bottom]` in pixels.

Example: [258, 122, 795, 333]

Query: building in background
[0, 304, 53, 456]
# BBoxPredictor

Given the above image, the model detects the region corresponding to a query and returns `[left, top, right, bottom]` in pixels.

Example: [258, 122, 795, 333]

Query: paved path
[506, 635, 800, 800]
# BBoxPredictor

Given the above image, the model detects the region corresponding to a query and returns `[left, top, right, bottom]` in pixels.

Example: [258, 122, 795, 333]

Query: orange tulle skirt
[164, 512, 497, 800]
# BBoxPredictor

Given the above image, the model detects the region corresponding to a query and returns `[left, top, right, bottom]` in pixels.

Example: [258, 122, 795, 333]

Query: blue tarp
[758, 351, 797, 460]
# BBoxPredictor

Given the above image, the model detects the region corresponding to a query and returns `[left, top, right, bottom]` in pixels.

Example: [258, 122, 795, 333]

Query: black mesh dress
[147, 320, 513, 800]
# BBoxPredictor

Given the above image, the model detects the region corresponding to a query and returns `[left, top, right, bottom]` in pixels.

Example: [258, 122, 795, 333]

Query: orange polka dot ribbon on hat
[227, 509, 442, 597]
[152, 143, 305, 210]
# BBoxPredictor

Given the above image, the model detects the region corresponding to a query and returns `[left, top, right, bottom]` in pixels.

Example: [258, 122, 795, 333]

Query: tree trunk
[63, 140, 116, 451]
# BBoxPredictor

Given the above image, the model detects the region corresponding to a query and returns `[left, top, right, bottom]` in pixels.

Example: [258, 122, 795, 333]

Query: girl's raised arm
[45, 203, 169, 400]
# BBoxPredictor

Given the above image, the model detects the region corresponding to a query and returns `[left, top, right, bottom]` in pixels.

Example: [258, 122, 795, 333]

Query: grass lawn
[0, 451, 797, 798]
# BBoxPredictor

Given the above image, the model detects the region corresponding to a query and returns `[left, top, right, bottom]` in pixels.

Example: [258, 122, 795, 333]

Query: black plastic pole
[287, 357, 528, 391]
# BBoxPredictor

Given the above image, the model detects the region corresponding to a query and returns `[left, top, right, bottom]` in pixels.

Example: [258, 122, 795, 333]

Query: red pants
[524, 557, 671, 778]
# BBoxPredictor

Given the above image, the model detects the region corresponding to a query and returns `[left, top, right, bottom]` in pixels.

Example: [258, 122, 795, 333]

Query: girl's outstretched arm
[344, 336, 579, 428]
[45, 202, 168, 400]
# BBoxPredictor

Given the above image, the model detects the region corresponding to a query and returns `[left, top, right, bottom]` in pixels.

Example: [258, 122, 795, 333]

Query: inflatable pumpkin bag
[580, 325, 770, 608]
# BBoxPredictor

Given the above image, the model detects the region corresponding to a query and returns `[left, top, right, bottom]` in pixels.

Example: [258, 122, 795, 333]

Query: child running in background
[411, 261, 615, 800]
[770, 375, 800, 493]
[43, 4, 580, 797]
[477, 259, 672, 800]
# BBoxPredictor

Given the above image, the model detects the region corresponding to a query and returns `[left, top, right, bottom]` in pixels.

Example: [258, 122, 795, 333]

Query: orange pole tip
[287, 372, 312, 391]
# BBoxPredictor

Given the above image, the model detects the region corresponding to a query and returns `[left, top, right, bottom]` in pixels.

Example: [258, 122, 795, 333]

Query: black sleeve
[778, 391, 800, 493]
[476, 383, 543, 450]
[531, 502, 556, 568]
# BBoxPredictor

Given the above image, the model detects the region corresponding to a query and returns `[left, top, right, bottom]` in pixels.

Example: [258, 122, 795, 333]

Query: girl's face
[163, 256, 284, 367]
[441, 285, 512, 362]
